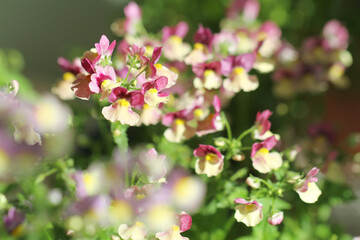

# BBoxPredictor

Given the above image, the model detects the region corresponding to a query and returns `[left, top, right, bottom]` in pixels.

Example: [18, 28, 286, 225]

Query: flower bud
[214, 139, 226, 147]
[246, 176, 260, 189]
[267, 211, 284, 225]
[232, 154, 245, 162]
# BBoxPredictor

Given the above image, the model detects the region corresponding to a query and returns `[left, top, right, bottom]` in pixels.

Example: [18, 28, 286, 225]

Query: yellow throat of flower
[205, 153, 218, 164]
[117, 99, 130, 108]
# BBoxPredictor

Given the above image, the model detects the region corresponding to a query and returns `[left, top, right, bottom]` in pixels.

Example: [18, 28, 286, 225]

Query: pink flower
[267, 211, 284, 225]
[234, 198, 263, 227]
[89, 65, 120, 100]
[141, 76, 170, 107]
[295, 167, 322, 203]
[196, 95, 223, 137]
[323, 20, 349, 50]
[194, 24, 213, 49]
[162, 109, 196, 143]
[227, 0, 260, 22]
[194, 144, 224, 177]
[94, 35, 116, 61]
[3, 207, 25, 235]
[251, 136, 282, 173]
[193, 61, 223, 90]
[102, 87, 144, 126]
[254, 110, 272, 137]
[162, 22, 189, 42]
[177, 212, 192, 233]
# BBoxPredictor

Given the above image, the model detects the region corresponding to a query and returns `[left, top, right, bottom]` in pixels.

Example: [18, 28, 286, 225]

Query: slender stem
[239, 146, 252, 151]
[133, 67, 146, 81]
[237, 126, 256, 141]
[125, 62, 133, 82]
[221, 112, 232, 141]
[222, 215, 236, 240]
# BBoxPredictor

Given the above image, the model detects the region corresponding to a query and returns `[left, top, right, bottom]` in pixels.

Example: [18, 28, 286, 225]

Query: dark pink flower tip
[178, 212, 192, 233]
[108, 87, 128, 103]
[57, 57, 81, 75]
[194, 24, 213, 48]
[152, 47, 162, 64]
[193, 144, 222, 158]
[256, 110, 272, 122]
[155, 76, 168, 90]
[212, 95, 221, 113]
[81, 58, 95, 74]
[256, 110, 272, 135]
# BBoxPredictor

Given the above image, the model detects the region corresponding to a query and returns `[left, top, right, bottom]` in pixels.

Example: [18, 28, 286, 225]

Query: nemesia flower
[139, 104, 162, 126]
[227, 0, 260, 23]
[89, 65, 119, 100]
[73, 165, 105, 198]
[153, 63, 178, 88]
[193, 61, 223, 90]
[322, 20, 349, 50]
[52, 72, 76, 100]
[141, 76, 170, 107]
[194, 144, 224, 177]
[234, 198, 263, 227]
[155, 225, 189, 240]
[184, 25, 213, 65]
[102, 87, 144, 125]
[294, 167, 322, 204]
[257, 21, 282, 58]
[195, 95, 223, 137]
[94, 35, 116, 63]
[140, 148, 168, 183]
[223, 53, 259, 92]
[118, 222, 147, 240]
[3, 207, 25, 236]
[162, 110, 196, 143]
[143, 47, 162, 78]
[162, 22, 191, 61]
[123, 2, 142, 36]
[251, 136, 282, 173]
[245, 176, 260, 189]
[267, 211, 284, 225]
[253, 109, 272, 139]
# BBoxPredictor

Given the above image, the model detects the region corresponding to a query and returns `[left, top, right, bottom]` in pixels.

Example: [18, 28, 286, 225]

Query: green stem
[133, 67, 146, 81]
[239, 146, 252, 151]
[222, 215, 236, 240]
[221, 112, 232, 140]
[237, 126, 256, 141]
[125, 62, 134, 82]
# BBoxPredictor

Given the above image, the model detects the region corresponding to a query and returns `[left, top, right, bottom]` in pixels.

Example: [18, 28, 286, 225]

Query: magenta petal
[108, 40, 117, 55]
[129, 91, 144, 107]
[175, 21, 189, 38]
[152, 47, 162, 64]
[109, 87, 128, 103]
[179, 212, 192, 233]
[212, 95, 221, 113]
[234, 198, 248, 204]
[155, 76, 168, 90]
[81, 58, 95, 74]
[263, 136, 278, 150]
[162, 113, 175, 126]
[234, 53, 256, 72]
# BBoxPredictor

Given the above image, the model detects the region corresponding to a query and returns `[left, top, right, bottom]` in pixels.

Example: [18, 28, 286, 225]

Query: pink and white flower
[102, 87, 144, 126]
[251, 136, 282, 173]
[94, 35, 116, 63]
[141, 76, 170, 107]
[294, 167, 322, 204]
[118, 222, 147, 240]
[234, 198, 263, 227]
[194, 144, 224, 177]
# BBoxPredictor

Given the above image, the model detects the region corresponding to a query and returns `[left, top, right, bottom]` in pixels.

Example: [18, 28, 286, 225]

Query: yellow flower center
[194, 43, 205, 50]
[258, 148, 269, 155]
[205, 153, 218, 164]
[118, 99, 130, 107]
[175, 119, 185, 125]
[257, 31, 267, 41]
[169, 35, 183, 44]
[194, 108, 204, 119]
[143, 103, 150, 109]
[204, 69, 214, 77]
[154, 63, 163, 69]
[63, 72, 75, 82]
[172, 225, 180, 232]
[100, 79, 114, 91]
[147, 88, 158, 94]
[136, 221, 145, 227]
[233, 67, 245, 75]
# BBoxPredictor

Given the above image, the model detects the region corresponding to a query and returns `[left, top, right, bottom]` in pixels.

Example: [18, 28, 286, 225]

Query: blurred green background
[1, 0, 360, 236]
